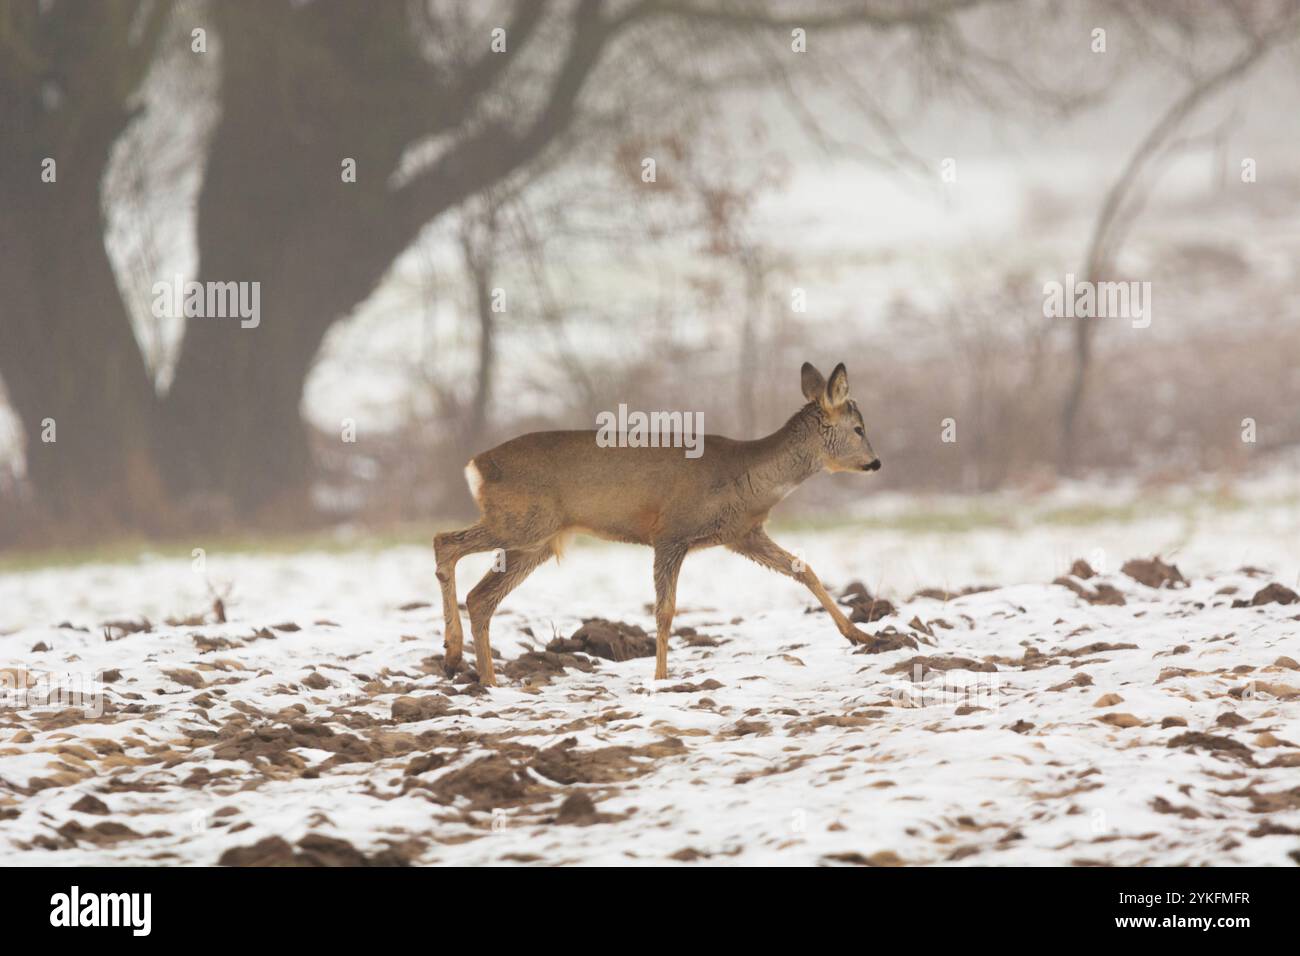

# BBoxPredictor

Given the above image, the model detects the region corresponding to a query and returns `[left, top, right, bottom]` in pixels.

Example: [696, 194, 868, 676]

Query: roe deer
[435, 362, 881, 686]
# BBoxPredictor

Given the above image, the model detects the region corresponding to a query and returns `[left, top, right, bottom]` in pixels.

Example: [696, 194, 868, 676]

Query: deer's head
[801, 362, 881, 474]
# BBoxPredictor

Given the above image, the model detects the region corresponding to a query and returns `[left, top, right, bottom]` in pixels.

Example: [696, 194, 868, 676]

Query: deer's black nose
[863, 459, 881, 472]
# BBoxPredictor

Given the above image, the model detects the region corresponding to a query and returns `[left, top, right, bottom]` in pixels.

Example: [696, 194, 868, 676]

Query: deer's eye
[854, 426, 865, 437]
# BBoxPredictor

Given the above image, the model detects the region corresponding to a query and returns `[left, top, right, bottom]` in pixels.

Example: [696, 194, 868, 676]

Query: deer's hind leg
[466, 543, 556, 686]
[435, 522, 508, 676]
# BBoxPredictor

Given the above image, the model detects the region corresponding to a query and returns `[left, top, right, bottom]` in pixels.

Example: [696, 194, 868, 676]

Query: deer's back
[468, 430, 752, 545]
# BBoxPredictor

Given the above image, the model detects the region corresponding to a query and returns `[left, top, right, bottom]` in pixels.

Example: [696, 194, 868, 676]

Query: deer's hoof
[443, 655, 462, 678]
[844, 627, 872, 646]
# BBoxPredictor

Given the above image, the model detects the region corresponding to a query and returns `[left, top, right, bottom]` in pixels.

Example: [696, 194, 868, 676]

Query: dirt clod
[1121, 557, 1186, 589]
[552, 791, 621, 826]
[70, 794, 110, 815]
[852, 626, 919, 654]
[839, 583, 896, 623]
[500, 650, 598, 683]
[391, 694, 456, 723]
[1068, 559, 1096, 579]
[885, 656, 997, 679]
[1167, 731, 1253, 763]
[1097, 712, 1144, 729]
[432, 754, 541, 809]
[822, 850, 904, 866]
[547, 619, 655, 661]
[1245, 583, 1299, 607]
[532, 736, 685, 785]
[1054, 576, 1126, 606]
[218, 834, 410, 866]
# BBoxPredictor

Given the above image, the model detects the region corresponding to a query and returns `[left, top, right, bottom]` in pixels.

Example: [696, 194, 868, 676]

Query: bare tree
[0, 0, 172, 533]
[0, 0, 1080, 536]
[1059, 0, 1300, 470]
[458, 196, 503, 445]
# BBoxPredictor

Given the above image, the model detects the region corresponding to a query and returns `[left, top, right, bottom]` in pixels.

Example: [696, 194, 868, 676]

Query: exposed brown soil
[1054, 575, 1127, 606]
[531, 736, 684, 785]
[430, 754, 545, 810]
[5, 556, 1298, 867]
[1240, 582, 1300, 607]
[218, 834, 414, 866]
[1167, 732, 1254, 764]
[1122, 557, 1187, 589]
[839, 582, 896, 622]
[547, 618, 656, 661]
[885, 656, 998, 679]
[852, 626, 919, 654]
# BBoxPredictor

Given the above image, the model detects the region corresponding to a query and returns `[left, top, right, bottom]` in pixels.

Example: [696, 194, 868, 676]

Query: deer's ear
[800, 362, 826, 403]
[825, 363, 849, 408]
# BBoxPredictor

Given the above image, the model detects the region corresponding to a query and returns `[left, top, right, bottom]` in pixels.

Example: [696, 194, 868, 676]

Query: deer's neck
[739, 405, 823, 505]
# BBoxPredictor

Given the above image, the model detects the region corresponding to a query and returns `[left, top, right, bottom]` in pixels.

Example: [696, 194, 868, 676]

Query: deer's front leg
[652, 542, 688, 680]
[728, 528, 870, 645]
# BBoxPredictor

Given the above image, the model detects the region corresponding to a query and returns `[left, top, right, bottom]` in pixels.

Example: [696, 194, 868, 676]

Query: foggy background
[3, 0, 1299, 553]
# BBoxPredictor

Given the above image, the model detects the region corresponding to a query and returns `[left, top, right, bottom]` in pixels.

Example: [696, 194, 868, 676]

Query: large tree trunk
[156, 2, 406, 519]
[157, 0, 618, 518]
[157, 166, 413, 518]
[157, 225, 333, 521]
[0, 112, 166, 537]
[0, 2, 174, 539]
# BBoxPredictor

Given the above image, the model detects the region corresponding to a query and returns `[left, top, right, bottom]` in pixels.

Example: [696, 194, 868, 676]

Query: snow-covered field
[2, 487, 1299, 866]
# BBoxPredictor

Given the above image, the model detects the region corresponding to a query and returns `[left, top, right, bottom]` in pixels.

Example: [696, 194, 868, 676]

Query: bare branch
[421, 0, 552, 137]
[620, 0, 1012, 31]
[1060, 9, 1300, 469]
[392, 0, 614, 238]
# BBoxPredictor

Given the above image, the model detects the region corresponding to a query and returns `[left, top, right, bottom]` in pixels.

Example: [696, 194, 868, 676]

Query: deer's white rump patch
[464, 461, 485, 507]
